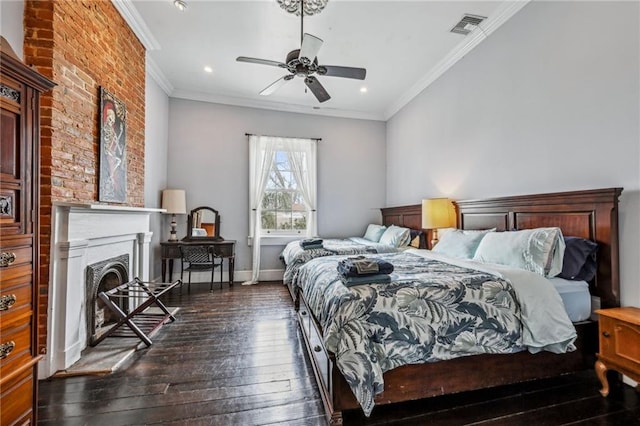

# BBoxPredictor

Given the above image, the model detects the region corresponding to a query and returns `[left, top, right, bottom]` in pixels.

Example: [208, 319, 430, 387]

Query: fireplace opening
[86, 255, 129, 345]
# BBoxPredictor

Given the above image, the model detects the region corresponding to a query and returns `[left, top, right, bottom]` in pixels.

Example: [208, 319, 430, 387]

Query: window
[248, 135, 317, 243]
[261, 151, 308, 233]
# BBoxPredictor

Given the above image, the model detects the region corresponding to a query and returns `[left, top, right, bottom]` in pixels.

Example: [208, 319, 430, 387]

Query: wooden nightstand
[595, 307, 640, 396]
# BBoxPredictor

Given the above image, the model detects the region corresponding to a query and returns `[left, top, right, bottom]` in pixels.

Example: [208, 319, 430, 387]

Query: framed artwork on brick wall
[98, 87, 127, 203]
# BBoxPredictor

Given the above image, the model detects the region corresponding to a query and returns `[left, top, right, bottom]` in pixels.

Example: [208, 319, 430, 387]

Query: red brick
[25, 0, 146, 349]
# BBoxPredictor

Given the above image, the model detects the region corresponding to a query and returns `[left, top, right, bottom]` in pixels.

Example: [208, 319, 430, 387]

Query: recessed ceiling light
[174, 0, 187, 11]
[360, 87, 368, 93]
[204, 66, 213, 73]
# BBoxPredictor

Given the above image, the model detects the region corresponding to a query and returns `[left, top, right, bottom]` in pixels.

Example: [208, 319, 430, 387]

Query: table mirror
[183, 206, 222, 241]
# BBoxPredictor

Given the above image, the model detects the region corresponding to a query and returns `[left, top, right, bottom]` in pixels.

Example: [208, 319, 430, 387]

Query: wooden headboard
[380, 204, 427, 248]
[381, 188, 622, 308]
[380, 204, 422, 230]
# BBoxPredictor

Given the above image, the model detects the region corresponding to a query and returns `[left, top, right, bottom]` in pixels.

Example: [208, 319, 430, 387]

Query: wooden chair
[180, 245, 222, 292]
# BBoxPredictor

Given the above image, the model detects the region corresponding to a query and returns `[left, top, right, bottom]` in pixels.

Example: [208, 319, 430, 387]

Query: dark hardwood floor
[39, 282, 640, 425]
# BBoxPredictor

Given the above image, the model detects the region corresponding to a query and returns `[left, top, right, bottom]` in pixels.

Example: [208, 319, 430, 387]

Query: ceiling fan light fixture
[173, 0, 187, 12]
[277, 0, 328, 16]
[238, 2, 365, 103]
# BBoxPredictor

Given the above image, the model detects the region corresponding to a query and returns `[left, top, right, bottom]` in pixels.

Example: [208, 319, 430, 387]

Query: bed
[281, 209, 425, 301]
[294, 188, 622, 425]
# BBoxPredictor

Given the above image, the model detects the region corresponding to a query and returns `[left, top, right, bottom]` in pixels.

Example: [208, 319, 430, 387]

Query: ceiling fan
[236, 1, 366, 103]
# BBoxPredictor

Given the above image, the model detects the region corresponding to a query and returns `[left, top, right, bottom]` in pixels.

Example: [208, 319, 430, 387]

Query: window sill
[247, 235, 304, 246]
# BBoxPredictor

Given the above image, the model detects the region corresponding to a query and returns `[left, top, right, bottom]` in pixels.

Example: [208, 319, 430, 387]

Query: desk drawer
[161, 245, 182, 258]
[214, 243, 234, 258]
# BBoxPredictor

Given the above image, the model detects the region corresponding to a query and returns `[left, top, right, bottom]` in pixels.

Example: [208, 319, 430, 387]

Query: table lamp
[422, 198, 454, 247]
[162, 189, 186, 241]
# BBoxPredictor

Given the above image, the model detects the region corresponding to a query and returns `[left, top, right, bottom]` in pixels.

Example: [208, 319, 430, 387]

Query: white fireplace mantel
[53, 201, 165, 213]
[39, 202, 163, 379]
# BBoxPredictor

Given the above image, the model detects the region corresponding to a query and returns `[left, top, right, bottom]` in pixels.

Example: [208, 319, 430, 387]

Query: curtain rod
[245, 132, 321, 141]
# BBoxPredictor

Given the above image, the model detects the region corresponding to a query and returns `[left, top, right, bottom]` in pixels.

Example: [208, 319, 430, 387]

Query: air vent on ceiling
[451, 14, 486, 35]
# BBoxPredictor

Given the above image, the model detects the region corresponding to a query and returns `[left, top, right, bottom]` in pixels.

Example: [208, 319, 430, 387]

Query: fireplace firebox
[86, 254, 130, 345]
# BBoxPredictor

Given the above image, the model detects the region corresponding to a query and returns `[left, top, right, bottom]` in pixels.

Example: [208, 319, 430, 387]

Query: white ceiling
[118, 0, 527, 120]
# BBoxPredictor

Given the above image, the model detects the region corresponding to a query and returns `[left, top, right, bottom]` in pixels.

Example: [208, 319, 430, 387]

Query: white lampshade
[422, 198, 454, 229]
[162, 189, 186, 214]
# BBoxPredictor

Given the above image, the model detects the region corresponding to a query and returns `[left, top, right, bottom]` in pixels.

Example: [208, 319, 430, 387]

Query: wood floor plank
[38, 282, 640, 426]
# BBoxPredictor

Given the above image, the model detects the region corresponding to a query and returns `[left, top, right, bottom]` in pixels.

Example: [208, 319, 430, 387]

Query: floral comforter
[281, 237, 398, 298]
[295, 250, 577, 416]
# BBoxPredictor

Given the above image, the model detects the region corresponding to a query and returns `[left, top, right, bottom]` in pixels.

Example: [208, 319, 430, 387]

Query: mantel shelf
[53, 202, 165, 214]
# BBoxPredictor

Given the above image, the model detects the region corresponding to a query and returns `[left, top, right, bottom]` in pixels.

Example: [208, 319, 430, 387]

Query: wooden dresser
[595, 307, 640, 397]
[0, 37, 55, 425]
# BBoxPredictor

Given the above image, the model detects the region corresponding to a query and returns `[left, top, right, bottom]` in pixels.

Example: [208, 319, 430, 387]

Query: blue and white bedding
[295, 249, 577, 416]
[281, 237, 400, 296]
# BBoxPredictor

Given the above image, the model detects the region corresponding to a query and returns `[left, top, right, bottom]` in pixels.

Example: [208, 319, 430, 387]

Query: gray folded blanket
[302, 243, 323, 250]
[340, 274, 392, 287]
[338, 256, 394, 277]
[300, 238, 323, 248]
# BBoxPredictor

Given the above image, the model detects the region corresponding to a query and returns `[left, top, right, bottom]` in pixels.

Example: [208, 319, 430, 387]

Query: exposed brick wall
[24, 0, 146, 353]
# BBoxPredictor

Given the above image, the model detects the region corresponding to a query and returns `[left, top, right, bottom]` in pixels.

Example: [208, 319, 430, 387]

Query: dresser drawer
[0, 320, 32, 376]
[297, 302, 311, 336]
[299, 296, 332, 395]
[308, 314, 331, 394]
[0, 366, 34, 426]
[0, 280, 33, 328]
[0, 244, 33, 269]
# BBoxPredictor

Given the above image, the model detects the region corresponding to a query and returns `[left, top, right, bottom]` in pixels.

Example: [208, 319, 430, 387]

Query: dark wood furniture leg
[228, 256, 235, 285]
[92, 278, 180, 347]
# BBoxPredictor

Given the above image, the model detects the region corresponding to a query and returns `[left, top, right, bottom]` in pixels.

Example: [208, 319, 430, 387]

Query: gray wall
[1, 0, 23, 59]
[167, 98, 386, 277]
[144, 72, 170, 280]
[386, 1, 640, 306]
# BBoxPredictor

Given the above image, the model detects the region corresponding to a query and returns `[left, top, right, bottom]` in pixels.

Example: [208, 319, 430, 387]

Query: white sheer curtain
[243, 135, 276, 285]
[282, 138, 318, 238]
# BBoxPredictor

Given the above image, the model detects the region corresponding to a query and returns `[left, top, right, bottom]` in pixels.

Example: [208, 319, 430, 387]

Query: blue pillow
[363, 224, 386, 242]
[473, 227, 565, 277]
[379, 225, 411, 247]
[558, 237, 598, 281]
[432, 228, 494, 259]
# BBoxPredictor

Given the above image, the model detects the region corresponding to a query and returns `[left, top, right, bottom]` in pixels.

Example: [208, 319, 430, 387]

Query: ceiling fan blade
[299, 33, 323, 63]
[320, 65, 367, 80]
[304, 76, 331, 103]
[260, 75, 293, 96]
[237, 56, 285, 68]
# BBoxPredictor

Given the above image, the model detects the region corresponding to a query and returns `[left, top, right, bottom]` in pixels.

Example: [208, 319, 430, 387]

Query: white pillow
[363, 224, 386, 242]
[432, 228, 495, 259]
[473, 227, 566, 277]
[379, 225, 411, 247]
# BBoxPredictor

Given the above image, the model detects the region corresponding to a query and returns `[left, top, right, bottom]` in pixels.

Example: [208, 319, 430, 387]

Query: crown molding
[170, 89, 385, 121]
[111, 0, 161, 51]
[383, 0, 530, 120]
[146, 55, 173, 95]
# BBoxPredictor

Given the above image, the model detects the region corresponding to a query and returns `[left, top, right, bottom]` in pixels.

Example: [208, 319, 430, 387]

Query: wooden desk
[161, 240, 236, 284]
